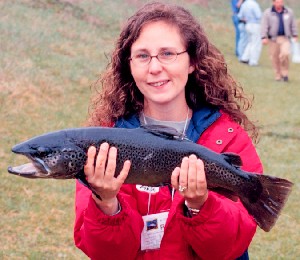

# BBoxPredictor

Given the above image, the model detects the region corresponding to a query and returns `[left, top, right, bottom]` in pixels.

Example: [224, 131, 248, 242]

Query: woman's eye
[136, 53, 149, 59]
[161, 51, 175, 57]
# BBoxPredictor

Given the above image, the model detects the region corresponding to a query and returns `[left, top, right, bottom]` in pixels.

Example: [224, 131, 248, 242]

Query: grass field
[1, 0, 299, 259]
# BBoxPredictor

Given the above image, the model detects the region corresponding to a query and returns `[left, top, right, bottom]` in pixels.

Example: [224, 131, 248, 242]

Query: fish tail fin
[240, 174, 293, 232]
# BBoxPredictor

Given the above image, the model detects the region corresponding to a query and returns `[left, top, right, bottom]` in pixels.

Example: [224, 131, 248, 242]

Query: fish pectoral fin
[76, 170, 103, 200]
[141, 125, 189, 140]
[221, 152, 243, 167]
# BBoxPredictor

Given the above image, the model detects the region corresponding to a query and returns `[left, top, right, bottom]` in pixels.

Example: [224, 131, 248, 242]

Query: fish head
[8, 131, 87, 179]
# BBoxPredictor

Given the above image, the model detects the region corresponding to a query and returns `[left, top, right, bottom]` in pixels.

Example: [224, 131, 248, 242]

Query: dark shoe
[282, 76, 289, 82]
[240, 60, 249, 64]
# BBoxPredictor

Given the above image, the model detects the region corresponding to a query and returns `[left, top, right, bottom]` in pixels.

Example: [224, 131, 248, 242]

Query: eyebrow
[131, 47, 177, 53]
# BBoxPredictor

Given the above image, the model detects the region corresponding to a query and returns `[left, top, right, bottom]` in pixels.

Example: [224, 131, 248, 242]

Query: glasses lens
[158, 51, 177, 64]
[132, 53, 150, 66]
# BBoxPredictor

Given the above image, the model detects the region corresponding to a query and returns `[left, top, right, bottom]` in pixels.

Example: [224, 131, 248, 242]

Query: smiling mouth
[149, 80, 169, 87]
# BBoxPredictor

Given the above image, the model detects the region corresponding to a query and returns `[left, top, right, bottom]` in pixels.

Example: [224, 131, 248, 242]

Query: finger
[179, 157, 189, 190]
[104, 146, 117, 178]
[95, 142, 110, 178]
[116, 160, 131, 184]
[84, 146, 97, 178]
[171, 167, 180, 189]
[187, 154, 197, 192]
[196, 159, 207, 192]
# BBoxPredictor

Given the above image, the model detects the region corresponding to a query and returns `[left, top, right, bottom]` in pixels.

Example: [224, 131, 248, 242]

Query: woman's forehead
[130, 21, 185, 51]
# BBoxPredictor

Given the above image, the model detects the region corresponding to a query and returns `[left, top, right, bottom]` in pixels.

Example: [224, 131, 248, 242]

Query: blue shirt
[231, 0, 240, 14]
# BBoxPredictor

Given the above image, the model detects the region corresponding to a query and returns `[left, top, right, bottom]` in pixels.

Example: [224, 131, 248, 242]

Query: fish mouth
[8, 155, 52, 178]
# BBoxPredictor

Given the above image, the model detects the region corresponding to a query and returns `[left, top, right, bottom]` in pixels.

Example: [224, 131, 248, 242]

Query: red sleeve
[74, 181, 144, 260]
[176, 113, 263, 259]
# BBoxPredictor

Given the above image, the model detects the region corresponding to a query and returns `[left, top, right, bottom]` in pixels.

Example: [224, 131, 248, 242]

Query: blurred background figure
[237, 0, 248, 62]
[238, 0, 262, 66]
[231, 0, 244, 57]
[291, 37, 300, 63]
[261, 0, 298, 82]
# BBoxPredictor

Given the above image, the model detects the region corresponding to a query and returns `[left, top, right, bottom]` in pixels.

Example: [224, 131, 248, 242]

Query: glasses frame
[129, 50, 187, 66]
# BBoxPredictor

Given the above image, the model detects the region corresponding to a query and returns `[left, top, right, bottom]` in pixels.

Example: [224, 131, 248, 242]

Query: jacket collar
[271, 5, 286, 14]
[114, 106, 221, 143]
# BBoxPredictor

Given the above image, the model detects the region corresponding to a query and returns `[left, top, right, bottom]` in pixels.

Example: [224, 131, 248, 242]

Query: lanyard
[146, 186, 175, 215]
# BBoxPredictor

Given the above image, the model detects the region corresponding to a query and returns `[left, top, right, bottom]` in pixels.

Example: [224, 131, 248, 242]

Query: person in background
[237, 0, 248, 62]
[238, 0, 262, 66]
[74, 2, 263, 259]
[261, 0, 298, 82]
[231, 0, 244, 57]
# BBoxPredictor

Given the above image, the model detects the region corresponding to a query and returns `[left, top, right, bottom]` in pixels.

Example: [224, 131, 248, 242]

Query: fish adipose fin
[222, 152, 243, 167]
[240, 174, 293, 232]
[141, 125, 190, 140]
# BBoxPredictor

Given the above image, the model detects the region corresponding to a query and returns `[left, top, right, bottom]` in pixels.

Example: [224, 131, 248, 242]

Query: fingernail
[89, 146, 96, 152]
[101, 142, 109, 149]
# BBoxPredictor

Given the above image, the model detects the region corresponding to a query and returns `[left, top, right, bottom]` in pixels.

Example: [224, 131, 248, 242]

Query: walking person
[74, 2, 263, 259]
[238, 0, 262, 66]
[261, 0, 298, 82]
[237, 1, 249, 62]
[231, 0, 244, 57]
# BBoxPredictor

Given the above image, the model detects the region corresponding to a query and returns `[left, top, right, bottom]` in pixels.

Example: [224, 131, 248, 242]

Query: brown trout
[8, 126, 293, 232]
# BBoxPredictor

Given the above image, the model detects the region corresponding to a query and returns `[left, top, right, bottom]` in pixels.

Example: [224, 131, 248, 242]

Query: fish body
[8, 126, 293, 232]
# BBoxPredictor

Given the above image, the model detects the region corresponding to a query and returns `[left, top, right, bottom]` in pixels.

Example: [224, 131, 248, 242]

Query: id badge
[141, 211, 169, 251]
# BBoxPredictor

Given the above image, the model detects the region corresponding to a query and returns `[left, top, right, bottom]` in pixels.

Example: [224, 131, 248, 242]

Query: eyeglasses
[129, 50, 187, 66]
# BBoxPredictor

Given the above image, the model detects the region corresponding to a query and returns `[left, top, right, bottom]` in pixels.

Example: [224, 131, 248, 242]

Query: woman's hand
[171, 154, 208, 210]
[84, 143, 131, 215]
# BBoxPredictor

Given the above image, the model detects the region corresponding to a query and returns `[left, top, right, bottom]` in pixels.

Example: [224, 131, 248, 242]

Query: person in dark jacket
[74, 2, 262, 259]
[261, 0, 298, 82]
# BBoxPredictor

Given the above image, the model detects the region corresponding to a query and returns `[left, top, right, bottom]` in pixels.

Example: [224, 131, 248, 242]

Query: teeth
[151, 81, 167, 87]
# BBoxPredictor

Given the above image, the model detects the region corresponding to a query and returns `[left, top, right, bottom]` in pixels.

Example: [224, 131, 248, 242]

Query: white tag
[136, 185, 160, 194]
[141, 212, 169, 251]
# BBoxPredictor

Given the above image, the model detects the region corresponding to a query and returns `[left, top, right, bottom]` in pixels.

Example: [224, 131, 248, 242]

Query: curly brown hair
[88, 2, 259, 142]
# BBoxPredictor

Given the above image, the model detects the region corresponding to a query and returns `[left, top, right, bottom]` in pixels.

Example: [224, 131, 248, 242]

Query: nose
[148, 56, 163, 74]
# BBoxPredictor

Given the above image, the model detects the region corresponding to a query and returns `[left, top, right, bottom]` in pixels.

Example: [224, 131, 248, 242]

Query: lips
[148, 80, 169, 87]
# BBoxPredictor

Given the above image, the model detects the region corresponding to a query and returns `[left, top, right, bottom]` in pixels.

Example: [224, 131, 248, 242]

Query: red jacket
[74, 112, 263, 260]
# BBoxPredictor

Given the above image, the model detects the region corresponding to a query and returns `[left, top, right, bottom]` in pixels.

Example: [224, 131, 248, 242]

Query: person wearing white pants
[238, 0, 262, 66]
[241, 23, 262, 66]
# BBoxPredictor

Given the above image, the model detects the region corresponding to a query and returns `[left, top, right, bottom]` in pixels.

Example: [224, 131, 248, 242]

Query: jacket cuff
[176, 192, 217, 224]
[85, 194, 130, 226]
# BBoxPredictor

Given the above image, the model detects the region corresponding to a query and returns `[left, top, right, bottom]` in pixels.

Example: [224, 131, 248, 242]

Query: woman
[74, 2, 262, 259]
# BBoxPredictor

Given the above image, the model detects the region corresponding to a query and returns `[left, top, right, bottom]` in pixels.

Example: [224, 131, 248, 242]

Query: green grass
[1, 0, 299, 259]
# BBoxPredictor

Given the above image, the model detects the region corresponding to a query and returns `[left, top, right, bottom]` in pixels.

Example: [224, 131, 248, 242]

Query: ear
[188, 64, 195, 74]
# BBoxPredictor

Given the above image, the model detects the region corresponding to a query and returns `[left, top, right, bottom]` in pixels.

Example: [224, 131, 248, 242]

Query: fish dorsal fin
[141, 125, 189, 140]
[222, 152, 243, 167]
